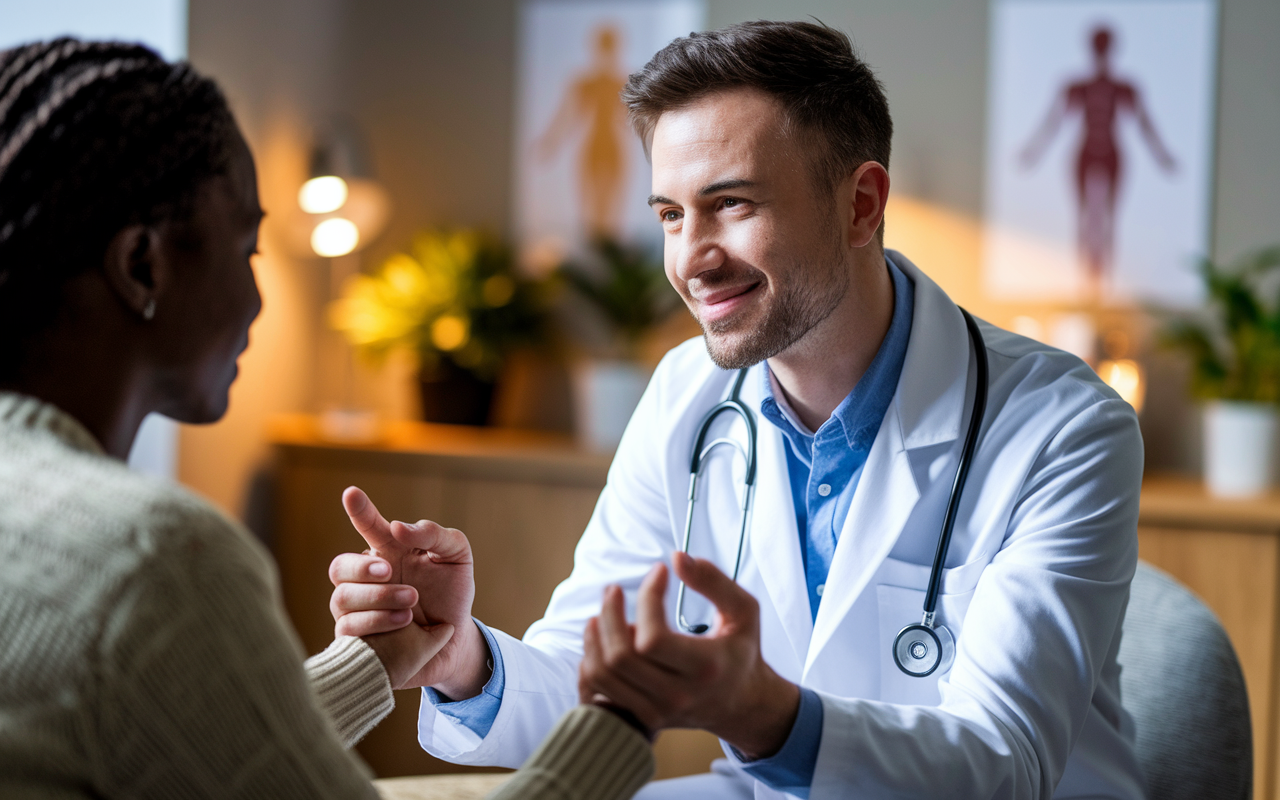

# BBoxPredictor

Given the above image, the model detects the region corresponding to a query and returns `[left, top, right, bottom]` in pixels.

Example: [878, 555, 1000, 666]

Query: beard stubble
[696, 218, 849, 371]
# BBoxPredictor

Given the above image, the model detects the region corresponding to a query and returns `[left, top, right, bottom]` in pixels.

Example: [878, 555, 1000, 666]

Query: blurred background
[4, 0, 1279, 790]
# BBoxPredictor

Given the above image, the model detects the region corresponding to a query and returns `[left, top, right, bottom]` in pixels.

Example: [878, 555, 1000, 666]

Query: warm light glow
[298, 175, 349, 214]
[311, 218, 360, 257]
[430, 315, 469, 351]
[482, 274, 515, 307]
[1098, 359, 1146, 413]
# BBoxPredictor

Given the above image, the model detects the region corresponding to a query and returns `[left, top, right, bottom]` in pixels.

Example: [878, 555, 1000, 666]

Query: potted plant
[558, 236, 681, 451]
[1163, 246, 1280, 496]
[330, 229, 551, 426]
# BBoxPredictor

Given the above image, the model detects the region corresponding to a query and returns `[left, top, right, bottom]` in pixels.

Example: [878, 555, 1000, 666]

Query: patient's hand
[328, 487, 492, 699]
[364, 621, 456, 689]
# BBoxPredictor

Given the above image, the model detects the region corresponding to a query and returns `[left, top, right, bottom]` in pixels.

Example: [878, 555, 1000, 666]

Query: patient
[0, 38, 652, 800]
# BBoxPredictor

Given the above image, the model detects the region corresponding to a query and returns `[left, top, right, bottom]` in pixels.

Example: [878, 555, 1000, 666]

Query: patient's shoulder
[0, 434, 272, 612]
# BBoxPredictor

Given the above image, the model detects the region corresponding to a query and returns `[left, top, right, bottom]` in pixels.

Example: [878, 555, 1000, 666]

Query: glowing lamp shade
[298, 175, 349, 214]
[1097, 359, 1146, 414]
[311, 217, 360, 257]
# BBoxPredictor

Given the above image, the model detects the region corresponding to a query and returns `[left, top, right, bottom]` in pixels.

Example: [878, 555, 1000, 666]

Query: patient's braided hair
[0, 38, 240, 378]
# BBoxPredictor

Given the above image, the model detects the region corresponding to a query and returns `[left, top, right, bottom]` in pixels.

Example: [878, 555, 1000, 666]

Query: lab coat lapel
[805, 252, 972, 669]
[744, 375, 814, 665]
[806, 405, 917, 667]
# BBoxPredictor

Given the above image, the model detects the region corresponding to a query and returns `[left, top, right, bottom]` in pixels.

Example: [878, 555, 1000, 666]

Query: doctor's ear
[844, 161, 890, 250]
[101, 223, 167, 322]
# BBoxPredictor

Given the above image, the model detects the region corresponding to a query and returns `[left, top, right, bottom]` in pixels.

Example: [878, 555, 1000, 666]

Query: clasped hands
[328, 487, 800, 760]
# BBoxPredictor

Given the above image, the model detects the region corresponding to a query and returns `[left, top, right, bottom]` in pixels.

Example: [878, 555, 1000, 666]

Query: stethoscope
[676, 309, 989, 679]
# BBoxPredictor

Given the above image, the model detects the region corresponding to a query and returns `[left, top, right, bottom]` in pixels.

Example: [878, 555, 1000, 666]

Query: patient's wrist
[432, 620, 493, 701]
[590, 700, 655, 743]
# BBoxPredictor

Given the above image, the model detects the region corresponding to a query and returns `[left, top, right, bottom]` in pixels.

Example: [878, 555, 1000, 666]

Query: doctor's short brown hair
[621, 20, 893, 194]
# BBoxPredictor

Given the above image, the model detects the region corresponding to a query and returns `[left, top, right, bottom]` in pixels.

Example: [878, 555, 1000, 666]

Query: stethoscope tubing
[677, 369, 757, 633]
[675, 308, 989, 667]
[922, 309, 989, 622]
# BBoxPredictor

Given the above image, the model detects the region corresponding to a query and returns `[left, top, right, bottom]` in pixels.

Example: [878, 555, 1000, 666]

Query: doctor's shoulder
[979, 322, 1142, 455]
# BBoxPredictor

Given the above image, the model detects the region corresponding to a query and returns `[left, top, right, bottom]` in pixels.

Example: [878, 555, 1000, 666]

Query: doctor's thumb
[673, 552, 757, 623]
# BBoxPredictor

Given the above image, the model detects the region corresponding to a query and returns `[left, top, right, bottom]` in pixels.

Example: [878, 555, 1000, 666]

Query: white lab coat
[418, 251, 1147, 800]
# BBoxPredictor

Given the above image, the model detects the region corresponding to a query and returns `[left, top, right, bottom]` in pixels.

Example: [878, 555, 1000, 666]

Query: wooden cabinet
[270, 421, 1280, 793]
[1138, 478, 1280, 800]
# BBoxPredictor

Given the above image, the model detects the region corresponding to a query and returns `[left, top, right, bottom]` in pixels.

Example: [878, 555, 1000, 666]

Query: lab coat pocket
[876, 582, 977, 705]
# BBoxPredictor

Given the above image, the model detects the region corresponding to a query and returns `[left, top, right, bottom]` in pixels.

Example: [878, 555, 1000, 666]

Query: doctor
[329, 20, 1146, 800]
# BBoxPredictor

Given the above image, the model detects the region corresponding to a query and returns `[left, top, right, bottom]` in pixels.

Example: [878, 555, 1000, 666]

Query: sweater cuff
[487, 705, 654, 800]
[305, 636, 394, 748]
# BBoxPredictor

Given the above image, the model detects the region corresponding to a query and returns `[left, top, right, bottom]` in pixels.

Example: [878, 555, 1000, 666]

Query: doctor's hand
[327, 487, 493, 699]
[578, 552, 801, 761]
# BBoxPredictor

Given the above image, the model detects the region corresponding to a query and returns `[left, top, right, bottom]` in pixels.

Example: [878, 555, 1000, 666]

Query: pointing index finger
[342, 486, 395, 551]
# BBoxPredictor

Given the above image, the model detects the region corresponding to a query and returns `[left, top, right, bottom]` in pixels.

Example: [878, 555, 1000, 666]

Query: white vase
[572, 360, 651, 452]
[1204, 401, 1279, 497]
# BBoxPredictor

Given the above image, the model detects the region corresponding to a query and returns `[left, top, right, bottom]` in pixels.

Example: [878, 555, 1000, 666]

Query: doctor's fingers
[330, 582, 418, 620]
[329, 553, 393, 587]
[390, 519, 473, 563]
[599, 586, 684, 686]
[581, 618, 668, 732]
[635, 562, 673, 643]
[672, 551, 760, 631]
[334, 608, 415, 637]
[342, 486, 397, 551]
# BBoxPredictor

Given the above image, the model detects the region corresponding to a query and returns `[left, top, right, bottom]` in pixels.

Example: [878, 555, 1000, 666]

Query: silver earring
[142, 299, 156, 321]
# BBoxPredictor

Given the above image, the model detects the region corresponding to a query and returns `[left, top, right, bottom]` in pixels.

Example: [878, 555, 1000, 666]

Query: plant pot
[1204, 401, 1278, 497]
[572, 359, 651, 452]
[418, 360, 496, 426]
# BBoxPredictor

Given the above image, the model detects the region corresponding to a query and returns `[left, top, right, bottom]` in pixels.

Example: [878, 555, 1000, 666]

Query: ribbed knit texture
[308, 636, 395, 748]
[487, 705, 654, 800]
[0, 392, 387, 799]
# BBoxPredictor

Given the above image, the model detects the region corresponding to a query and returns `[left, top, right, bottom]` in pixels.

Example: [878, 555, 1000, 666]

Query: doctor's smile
[685, 275, 765, 326]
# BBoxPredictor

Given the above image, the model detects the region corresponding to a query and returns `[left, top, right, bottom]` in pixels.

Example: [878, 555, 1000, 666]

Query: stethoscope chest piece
[893, 622, 956, 678]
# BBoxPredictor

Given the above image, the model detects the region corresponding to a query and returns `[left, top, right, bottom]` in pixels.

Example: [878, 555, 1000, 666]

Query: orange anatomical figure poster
[515, 0, 706, 269]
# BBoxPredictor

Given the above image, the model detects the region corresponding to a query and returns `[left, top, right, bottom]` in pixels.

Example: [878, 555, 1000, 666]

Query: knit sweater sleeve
[89, 502, 381, 800]
[305, 635, 395, 748]
[486, 705, 654, 800]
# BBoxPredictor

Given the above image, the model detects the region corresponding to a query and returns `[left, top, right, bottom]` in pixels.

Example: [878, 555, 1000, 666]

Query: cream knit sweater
[0, 393, 392, 798]
[0, 393, 655, 800]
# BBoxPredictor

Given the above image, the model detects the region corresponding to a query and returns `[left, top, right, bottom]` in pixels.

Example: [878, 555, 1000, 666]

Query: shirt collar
[758, 255, 915, 451]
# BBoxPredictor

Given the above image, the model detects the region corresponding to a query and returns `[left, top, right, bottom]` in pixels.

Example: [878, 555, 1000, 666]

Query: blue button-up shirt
[429, 258, 916, 799]
[758, 257, 914, 621]
[739, 257, 914, 797]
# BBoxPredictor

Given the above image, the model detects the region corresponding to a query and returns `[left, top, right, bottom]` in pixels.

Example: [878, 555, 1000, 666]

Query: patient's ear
[101, 224, 166, 322]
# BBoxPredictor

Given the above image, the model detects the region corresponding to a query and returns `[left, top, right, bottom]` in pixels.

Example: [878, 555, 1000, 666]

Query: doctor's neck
[766, 247, 895, 432]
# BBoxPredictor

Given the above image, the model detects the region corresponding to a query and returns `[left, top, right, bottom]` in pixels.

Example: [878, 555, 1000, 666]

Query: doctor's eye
[660, 208, 682, 223]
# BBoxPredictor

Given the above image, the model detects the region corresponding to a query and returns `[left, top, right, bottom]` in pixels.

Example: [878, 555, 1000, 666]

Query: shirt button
[817, 483, 832, 497]
[816, 584, 825, 596]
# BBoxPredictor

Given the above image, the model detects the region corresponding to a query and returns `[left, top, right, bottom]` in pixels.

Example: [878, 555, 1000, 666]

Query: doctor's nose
[672, 216, 727, 284]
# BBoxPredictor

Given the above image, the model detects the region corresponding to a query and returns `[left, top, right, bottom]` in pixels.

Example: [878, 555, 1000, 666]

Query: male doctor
[328, 20, 1147, 800]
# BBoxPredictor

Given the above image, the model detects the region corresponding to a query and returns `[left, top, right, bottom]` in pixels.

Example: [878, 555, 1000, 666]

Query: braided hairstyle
[0, 38, 241, 378]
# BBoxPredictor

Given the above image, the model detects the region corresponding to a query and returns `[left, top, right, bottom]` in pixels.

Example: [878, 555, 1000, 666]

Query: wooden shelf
[1141, 475, 1280, 533]
[267, 414, 613, 487]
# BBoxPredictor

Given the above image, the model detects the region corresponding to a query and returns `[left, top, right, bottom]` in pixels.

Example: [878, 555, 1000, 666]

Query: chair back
[1118, 561, 1252, 800]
